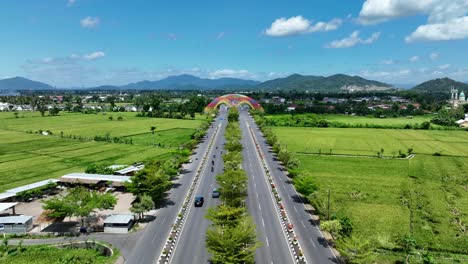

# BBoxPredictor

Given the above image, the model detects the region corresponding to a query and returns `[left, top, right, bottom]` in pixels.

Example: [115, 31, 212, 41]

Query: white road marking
[294, 206, 298, 213]
[262, 218, 265, 227]
[266, 237, 270, 247]
[301, 221, 306, 228]
[310, 238, 317, 248]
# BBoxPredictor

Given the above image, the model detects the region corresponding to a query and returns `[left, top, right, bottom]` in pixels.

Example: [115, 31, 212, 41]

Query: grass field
[0, 111, 204, 191]
[273, 127, 468, 157]
[265, 114, 437, 129]
[271, 125, 468, 261]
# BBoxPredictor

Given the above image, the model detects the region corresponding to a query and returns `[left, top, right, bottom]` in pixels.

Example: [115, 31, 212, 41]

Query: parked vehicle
[194, 196, 204, 207]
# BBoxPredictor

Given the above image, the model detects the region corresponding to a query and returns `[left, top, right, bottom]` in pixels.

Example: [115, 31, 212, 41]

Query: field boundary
[293, 151, 416, 159]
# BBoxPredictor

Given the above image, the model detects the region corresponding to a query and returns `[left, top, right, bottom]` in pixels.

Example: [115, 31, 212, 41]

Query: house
[456, 114, 468, 128]
[104, 214, 134, 233]
[114, 165, 144, 176]
[0, 215, 33, 234]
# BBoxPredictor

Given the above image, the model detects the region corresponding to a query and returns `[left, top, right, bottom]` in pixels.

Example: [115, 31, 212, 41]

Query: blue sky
[0, 0, 467, 87]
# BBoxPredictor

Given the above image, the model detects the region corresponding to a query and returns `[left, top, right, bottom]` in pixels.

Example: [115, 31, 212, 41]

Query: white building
[450, 87, 467, 107]
[104, 214, 134, 233]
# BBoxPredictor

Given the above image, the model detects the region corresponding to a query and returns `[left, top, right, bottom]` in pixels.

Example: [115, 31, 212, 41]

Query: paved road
[169, 109, 227, 264]
[240, 111, 295, 264]
[125, 111, 226, 264]
[242, 111, 339, 264]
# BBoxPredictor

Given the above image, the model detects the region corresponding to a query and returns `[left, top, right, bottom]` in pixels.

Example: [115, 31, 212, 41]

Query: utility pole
[150, 126, 156, 147]
[327, 189, 331, 220]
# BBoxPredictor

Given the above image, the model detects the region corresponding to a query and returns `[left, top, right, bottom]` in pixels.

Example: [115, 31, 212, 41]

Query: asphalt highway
[242, 110, 339, 264]
[169, 108, 227, 264]
[240, 111, 296, 264]
[125, 110, 225, 264]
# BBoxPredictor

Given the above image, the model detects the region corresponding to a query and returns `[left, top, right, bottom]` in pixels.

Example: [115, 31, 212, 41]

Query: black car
[194, 196, 204, 207]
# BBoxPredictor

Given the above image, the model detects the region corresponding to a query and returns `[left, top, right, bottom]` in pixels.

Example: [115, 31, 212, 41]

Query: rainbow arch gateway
[204, 94, 264, 113]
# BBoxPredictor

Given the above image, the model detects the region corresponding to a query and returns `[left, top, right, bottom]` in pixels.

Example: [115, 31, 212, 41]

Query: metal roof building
[0, 193, 16, 202]
[0, 215, 32, 224]
[104, 214, 134, 224]
[6, 179, 58, 194]
[104, 214, 134, 234]
[0, 215, 33, 234]
[0, 203, 18, 213]
[114, 165, 145, 176]
[59, 173, 131, 186]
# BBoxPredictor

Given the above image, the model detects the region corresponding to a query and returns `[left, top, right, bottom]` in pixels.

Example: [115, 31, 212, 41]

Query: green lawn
[0, 112, 204, 191]
[272, 126, 468, 259]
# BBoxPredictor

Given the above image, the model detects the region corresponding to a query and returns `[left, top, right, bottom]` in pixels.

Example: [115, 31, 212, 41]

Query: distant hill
[256, 73, 392, 92]
[411, 77, 468, 95]
[121, 74, 260, 90]
[0, 77, 53, 91]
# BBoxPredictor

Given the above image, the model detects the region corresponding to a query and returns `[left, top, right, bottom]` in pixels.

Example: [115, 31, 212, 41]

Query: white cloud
[430, 52, 439, 60]
[209, 69, 251, 79]
[380, 59, 395, 65]
[405, 16, 468, 42]
[216, 32, 225, 39]
[264, 16, 342, 37]
[358, 1, 435, 25]
[358, 0, 468, 42]
[29, 51, 105, 65]
[167, 33, 178, 40]
[83, 51, 105, 61]
[438, 64, 450, 70]
[67, 0, 76, 7]
[326, 31, 380, 48]
[409, 56, 420, 62]
[80, 16, 100, 28]
[308, 18, 342, 32]
[432, 70, 443, 75]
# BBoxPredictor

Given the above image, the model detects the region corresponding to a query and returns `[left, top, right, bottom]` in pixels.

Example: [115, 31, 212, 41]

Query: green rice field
[0, 112, 204, 191]
[271, 125, 468, 262]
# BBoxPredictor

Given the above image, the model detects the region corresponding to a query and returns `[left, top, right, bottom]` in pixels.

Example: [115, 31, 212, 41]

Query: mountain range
[256, 73, 392, 92]
[411, 78, 468, 95]
[0, 74, 466, 94]
[0, 77, 53, 90]
[0, 74, 394, 92]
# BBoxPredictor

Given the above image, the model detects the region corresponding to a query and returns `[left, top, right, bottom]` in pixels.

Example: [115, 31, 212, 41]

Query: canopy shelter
[59, 173, 131, 187]
[0, 203, 18, 214]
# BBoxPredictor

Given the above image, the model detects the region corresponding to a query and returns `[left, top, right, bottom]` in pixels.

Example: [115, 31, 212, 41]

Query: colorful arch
[204, 94, 263, 113]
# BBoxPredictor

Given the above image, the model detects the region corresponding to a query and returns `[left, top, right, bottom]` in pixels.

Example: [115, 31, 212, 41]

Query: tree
[125, 166, 172, 206]
[130, 194, 155, 220]
[399, 235, 417, 264]
[336, 235, 375, 264]
[320, 220, 342, 239]
[227, 108, 239, 122]
[206, 217, 261, 264]
[42, 187, 117, 225]
[293, 174, 318, 197]
[49, 105, 61, 116]
[339, 216, 353, 237]
[216, 170, 248, 207]
[205, 205, 246, 227]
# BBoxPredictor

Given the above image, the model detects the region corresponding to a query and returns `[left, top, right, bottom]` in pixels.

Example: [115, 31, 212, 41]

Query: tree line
[205, 108, 261, 264]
